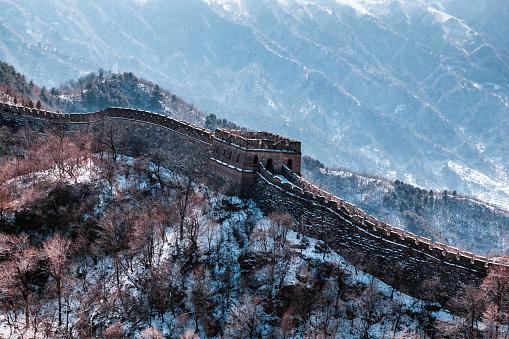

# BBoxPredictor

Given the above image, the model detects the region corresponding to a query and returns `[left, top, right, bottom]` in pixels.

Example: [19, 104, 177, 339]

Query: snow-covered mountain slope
[1, 0, 509, 208]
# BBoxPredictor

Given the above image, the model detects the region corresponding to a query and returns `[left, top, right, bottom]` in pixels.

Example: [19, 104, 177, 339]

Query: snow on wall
[252, 164, 509, 299]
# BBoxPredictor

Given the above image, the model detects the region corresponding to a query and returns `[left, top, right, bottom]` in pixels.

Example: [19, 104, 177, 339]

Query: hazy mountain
[1, 0, 509, 207]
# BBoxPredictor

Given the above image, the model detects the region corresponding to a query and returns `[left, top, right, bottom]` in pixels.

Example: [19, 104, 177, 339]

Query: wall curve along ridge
[0, 103, 214, 145]
[2, 101, 508, 299]
[252, 164, 509, 299]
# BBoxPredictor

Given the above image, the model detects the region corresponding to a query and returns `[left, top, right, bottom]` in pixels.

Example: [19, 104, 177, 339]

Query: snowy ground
[0, 155, 489, 338]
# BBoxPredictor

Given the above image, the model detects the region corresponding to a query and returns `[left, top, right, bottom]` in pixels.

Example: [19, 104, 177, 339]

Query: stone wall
[214, 129, 301, 153]
[207, 158, 257, 197]
[251, 165, 509, 300]
[0, 103, 213, 145]
[211, 137, 301, 175]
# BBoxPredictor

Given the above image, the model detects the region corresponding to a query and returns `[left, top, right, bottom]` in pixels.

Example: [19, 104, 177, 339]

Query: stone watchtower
[208, 128, 302, 195]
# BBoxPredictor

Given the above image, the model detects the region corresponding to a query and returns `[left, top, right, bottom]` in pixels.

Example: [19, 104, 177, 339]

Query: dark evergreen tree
[149, 84, 163, 111]
[40, 87, 48, 102]
[205, 114, 217, 130]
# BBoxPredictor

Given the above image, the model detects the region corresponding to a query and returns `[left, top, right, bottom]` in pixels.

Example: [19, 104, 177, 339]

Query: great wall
[1, 102, 507, 300]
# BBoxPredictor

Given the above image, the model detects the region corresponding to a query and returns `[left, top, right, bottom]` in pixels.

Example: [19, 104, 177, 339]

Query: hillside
[0, 60, 241, 130]
[0, 61, 34, 98]
[1, 114, 509, 338]
[1, 58, 509, 337]
[2, 58, 509, 258]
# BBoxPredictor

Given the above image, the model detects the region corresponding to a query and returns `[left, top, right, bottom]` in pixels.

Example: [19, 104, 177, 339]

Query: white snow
[447, 161, 509, 209]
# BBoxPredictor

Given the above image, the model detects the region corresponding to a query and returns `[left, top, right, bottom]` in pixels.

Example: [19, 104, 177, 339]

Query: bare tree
[42, 233, 71, 327]
[184, 209, 203, 265]
[224, 295, 264, 339]
[0, 234, 40, 328]
[481, 266, 509, 338]
[101, 121, 121, 163]
[264, 213, 295, 297]
[267, 212, 294, 255]
[99, 157, 119, 193]
[25, 125, 91, 183]
[445, 283, 486, 338]
[351, 280, 391, 339]
[188, 266, 216, 334]
[414, 276, 443, 337]
[147, 148, 168, 190]
[170, 158, 206, 251]
[96, 204, 134, 287]
[142, 259, 185, 323]
[129, 204, 160, 271]
[317, 279, 347, 337]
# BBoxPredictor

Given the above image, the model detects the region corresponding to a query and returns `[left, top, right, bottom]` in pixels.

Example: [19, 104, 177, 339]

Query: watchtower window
[228, 151, 232, 160]
[215, 146, 219, 154]
[253, 156, 259, 165]
[236, 153, 240, 162]
[266, 158, 274, 173]
[223, 149, 226, 157]
[287, 159, 293, 169]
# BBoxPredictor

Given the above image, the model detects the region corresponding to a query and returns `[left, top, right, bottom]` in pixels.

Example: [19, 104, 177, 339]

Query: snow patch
[447, 161, 509, 209]
[394, 104, 405, 114]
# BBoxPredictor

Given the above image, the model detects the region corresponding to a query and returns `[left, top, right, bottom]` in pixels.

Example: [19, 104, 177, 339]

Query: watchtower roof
[214, 128, 301, 153]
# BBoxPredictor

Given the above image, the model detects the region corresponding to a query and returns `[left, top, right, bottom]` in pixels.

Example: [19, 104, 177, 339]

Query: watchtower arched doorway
[287, 159, 293, 170]
[266, 158, 274, 173]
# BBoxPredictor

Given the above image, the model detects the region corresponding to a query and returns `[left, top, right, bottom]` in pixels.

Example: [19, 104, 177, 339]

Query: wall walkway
[0, 103, 213, 145]
[251, 164, 508, 300]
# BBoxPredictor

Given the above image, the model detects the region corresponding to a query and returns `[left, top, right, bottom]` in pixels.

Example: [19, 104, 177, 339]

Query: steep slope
[2, 113, 464, 339]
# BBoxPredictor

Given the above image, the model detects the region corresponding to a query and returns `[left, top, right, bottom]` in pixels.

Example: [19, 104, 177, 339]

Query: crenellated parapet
[208, 128, 302, 195]
[259, 165, 506, 275]
[214, 129, 301, 153]
[251, 165, 509, 299]
[0, 101, 299, 194]
[0, 103, 214, 145]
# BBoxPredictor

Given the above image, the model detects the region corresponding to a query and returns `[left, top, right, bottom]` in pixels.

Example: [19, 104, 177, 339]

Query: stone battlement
[260, 165, 507, 276]
[209, 128, 302, 194]
[215, 128, 301, 153]
[0, 102, 301, 194]
[0, 103, 214, 145]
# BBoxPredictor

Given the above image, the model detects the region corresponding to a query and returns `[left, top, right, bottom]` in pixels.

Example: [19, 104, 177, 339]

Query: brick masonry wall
[250, 166, 509, 300]
[210, 137, 301, 175]
[207, 158, 257, 197]
[0, 103, 213, 145]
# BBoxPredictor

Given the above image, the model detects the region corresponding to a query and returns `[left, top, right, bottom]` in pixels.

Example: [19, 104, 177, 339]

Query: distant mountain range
[1, 0, 509, 208]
